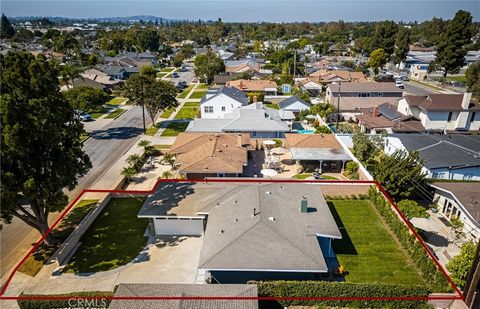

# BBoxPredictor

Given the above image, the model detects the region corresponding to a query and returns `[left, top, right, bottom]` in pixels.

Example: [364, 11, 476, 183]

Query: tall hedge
[17, 292, 113, 309]
[256, 281, 431, 308]
[368, 187, 452, 292]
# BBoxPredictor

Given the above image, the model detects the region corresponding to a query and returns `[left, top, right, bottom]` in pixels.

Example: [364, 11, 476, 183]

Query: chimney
[462, 92, 472, 110]
[300, 196, 308, 213]
[373, 105, 379, 117]
[237, 133, 242, 147]
[252, 95, 257, 103]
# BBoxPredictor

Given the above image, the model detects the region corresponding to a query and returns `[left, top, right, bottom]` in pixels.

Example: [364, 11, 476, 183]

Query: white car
[395, 80, 404, 89]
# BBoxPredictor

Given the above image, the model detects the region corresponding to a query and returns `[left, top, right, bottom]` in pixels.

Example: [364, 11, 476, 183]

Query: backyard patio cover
[291, 147, 352, 161]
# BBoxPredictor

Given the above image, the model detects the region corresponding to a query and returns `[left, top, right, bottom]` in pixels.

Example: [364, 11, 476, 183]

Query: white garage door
[154, 217, 204, 236]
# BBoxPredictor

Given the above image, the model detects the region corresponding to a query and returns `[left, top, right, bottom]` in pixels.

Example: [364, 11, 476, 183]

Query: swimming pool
[296, 129, 315, 134]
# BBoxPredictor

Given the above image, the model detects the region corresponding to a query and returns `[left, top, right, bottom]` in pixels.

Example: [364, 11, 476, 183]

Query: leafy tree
[139, 65, 157, 77]
[446, 241, 476, 288]
[180, 44, 195, 58]
[367, 48, 387, 75]
[352, 130, 382, 164]
[397, 200, 429, 220]
[436, 10, 474, 78]
[1, 14, 15, 39]
[59, 64, 83, 89]
[172, 52, 185, 67]
[1, 52, 91, 244]
[194, 50, 225, 84]
[63, 86, 109, 111]
[465, 61, 480, 100]
[310, 103, 336, 119]
[314, 125, 332, 134]
[393, 27, 411, 67]
[370, 21, 398, 56]
[344, 161, 359, 180]
[11, 28, 34, 43]
[122, 74, 178, 123]
[373, 150, 429, 200]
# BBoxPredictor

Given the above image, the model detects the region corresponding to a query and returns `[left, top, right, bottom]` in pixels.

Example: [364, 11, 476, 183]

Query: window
[358, 93, 371, 98]
[221, 106, 226, 111]
[204, 106, 213, 113]
[470, 112, 476, 123]
[447, 112, 453, 122]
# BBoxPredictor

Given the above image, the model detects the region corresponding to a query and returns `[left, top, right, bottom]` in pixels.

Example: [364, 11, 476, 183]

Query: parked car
[172, 72, 180, 78]
[180, 66, 188, 72]
[395, 80, 405, 89]
[75, 110, 92, 121]
[176, 81, 187, 90]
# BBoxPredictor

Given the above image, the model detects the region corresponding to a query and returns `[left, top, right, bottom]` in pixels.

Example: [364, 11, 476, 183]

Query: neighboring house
[326, 82, 403, 112]
[225, 59, 261, 73]
[187, 103, 292, 138]
[285, 134, 352, 173]
[397, 93, 480, 132]
[298, 79, 323, 97]
[97, 65, 126, 80]
[278, 95, 312, 114]
[309, 70, 366, 84]
[356, 103, 425, 134]
[200, 86, 249, 119]
[109, 283, 258, 309]
[227, 79, 278, 95]
[169, 133, 249, 179]
[431, 182, 480, 241]
[384, 134, 480, 180]
[137, 182, 342, 283]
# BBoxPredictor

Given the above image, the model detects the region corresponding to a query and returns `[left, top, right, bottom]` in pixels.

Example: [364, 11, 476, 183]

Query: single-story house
[431, 182, 480, 241]
[285, 134, 352, 173]
[278, 95, 312, 114]
[138, 182, 342, 283]
[309, 69, 366, 84]
[227, 79, 278, 96]
[356, 103, 425, 134]
[109, 283, 258, 309]
[169, 133, 249, 179]
[384, 134, 480, 180]
[298, 79, 323, 97]
[187, 103, 292, 138]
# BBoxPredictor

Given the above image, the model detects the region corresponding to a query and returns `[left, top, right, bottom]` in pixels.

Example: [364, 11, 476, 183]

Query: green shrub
[368, 187, 452, 292]
[314, 125, 332, 134]
[397, 200, 429, 220]
[18, 292, 113, 309]
[272, 138, 283, 147]
[255, 281, 431, 308]
[344, 161, 359, 180]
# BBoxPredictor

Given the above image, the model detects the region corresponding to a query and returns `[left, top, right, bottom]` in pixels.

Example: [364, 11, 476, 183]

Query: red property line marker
[0, 179, 464, 301]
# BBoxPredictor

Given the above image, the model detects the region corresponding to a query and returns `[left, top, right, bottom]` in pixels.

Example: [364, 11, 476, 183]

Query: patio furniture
[261, 169, 278, 177]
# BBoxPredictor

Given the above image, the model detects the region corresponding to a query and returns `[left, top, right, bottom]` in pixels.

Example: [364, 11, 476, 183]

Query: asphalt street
[402, 81, 442, 96]
[0, 105, 151, 280]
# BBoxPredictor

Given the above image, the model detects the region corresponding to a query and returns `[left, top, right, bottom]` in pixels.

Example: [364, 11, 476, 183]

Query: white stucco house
[278, 95, 312, 115]
[397, 93, 480, 132]
[384, 134, 480, 181]
[431, 182, 480, 242]
[200, 86, 249, 119]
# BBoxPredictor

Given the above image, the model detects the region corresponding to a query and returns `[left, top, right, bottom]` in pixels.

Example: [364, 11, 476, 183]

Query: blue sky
[2, 0, 479, 22]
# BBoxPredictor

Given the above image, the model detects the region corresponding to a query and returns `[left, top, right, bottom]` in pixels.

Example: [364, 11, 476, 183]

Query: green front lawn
[160, 107, 176, 118]
[196, 83, 209, 90]
[292, 173, 312, 179]
[146, 125, 159, 136]
[105, 108, 126, 119]
[18, 200, 99, 277]
[174, 103, 199, 119]
[156, 72, 167, 79]
[159, 67, 175, 73]
[64, 197, 147, 273]
[89, 107, 112, 119]
[446, 76, 467, 83]
[189, 91, 208, 99]
[177, 84, 194, 99]
[328, 200, 427, 287]
[107, 97, 127, 106]
[160, 122, 190, 137]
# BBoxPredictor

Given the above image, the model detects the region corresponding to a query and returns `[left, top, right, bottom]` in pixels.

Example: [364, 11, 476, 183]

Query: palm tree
[161, 170, 173, 179]
[121, 166, 137, 183]
[59, 64, 83, 89]
[127, 154, 144, 171]
[162, 153, 176, 169]
[138, 139, 156, 157]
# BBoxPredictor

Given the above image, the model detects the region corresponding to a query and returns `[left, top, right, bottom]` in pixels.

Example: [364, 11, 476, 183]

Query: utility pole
[336, 81, 341, 132]
[464, 240, 480, 308]
[293, 49, 297, 80]
[140, 74, 146, 134]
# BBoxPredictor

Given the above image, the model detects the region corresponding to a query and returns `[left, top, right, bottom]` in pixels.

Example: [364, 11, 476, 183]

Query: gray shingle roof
[109, 283, 258, 309]
[391, 134, 480, 169]
[278, 95, 312, 110]
[198, 183, 341, 272]
[200, 86, 249, 106]
[431, 182, 480, 224]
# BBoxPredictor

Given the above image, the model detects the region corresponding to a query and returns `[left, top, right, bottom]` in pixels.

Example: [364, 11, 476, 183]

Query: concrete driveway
[22, 236, 203, 295]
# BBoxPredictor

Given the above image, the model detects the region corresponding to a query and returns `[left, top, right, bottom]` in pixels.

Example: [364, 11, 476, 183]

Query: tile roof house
[200, 86, 249, 119]
[309, 69, 366, 84]
[285, 134, 352, 173]
[356, 103, 425, 134]
[109, 283, 258, 309]
[384, 134, 480, 180]
[188, 103, 292, 138]
[138, 182, 342, 283]
[169, 133, 249, 179]
[431, 182, 480, 241]
[397, 93, 480, 132]
[224, 59, 261, 73]
[326, 82, 403, 112]
[227, 79, 278, 95]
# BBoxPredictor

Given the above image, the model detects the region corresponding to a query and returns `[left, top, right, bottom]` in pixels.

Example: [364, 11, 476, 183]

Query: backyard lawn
[64, 197, 147, 273]
[328, 200, 427, 287]
[160, 122, 190, 136]
[105, 108, 126, 119]
[189, 91, 208, 100]
[292, 173, 312, 179]
[177, 84, 194, 99]
[18, 200, 99, 277]
[174, 102, 199, 119]
[264, 103, 279, 109]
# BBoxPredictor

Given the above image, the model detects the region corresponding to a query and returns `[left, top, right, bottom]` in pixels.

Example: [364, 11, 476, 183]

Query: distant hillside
[10, 15, 178, 24]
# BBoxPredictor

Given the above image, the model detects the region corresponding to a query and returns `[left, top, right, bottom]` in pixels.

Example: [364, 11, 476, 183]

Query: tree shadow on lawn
[327, 201, 358, 255]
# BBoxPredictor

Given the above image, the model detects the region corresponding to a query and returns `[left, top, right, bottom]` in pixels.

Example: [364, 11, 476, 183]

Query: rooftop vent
[300, 196, 308, 213]
[233, 218, 238, 222]
[265, 191, 272, 195]
[220, 229, 224, 234]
